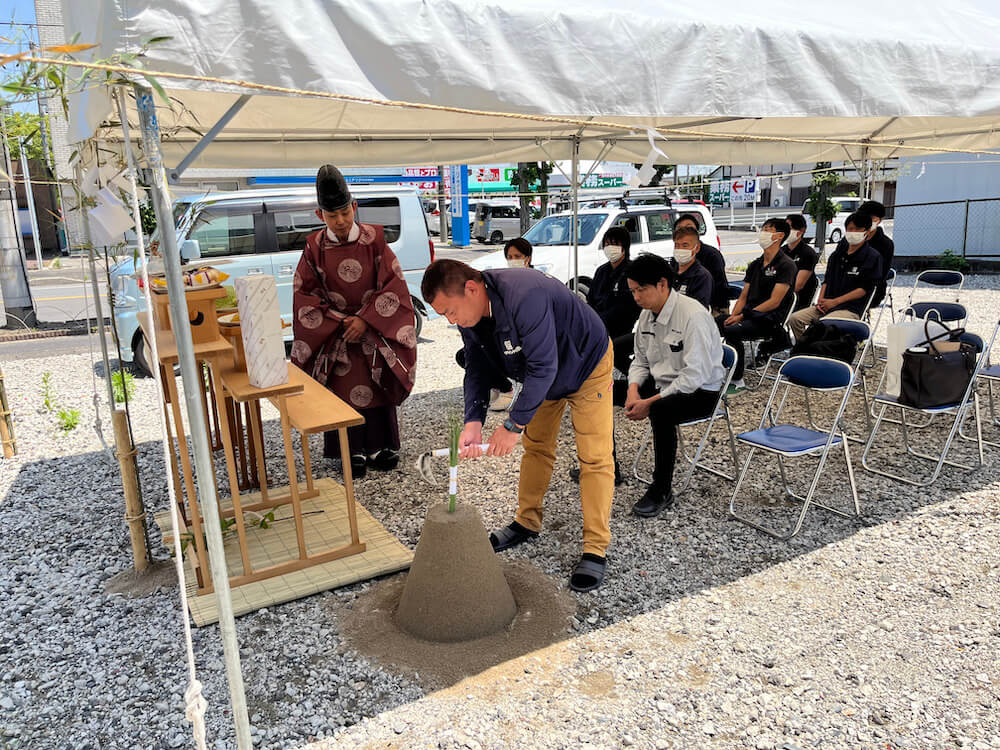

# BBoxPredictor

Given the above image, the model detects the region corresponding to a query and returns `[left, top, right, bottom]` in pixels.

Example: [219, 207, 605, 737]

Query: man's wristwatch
[502, 418, 524, 434]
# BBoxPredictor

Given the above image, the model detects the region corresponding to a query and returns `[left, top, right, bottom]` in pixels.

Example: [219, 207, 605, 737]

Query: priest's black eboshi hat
[316, 164, 353, 211]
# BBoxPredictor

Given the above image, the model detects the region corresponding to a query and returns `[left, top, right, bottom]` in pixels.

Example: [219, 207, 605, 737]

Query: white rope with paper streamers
[630, 126, 671, 188]
[115, 88, 209, 750]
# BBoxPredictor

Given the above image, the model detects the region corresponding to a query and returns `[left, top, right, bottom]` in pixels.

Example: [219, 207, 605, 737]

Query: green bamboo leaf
[146, 36, 173, 45]
[141, 73, 170, 105]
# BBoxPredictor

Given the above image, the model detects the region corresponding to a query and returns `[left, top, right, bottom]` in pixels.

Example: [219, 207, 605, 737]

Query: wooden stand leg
[278, 397, 308, 559]
[248, 401, 269, 503]
[301, 431, 315, 496]
[160, 383, 189, 525]
[243, 403, 260, 489]
[164, 368, 212, 595]
[226, 397, 250, 491]
[207, 357, 253, 577]
[337, 427, 362, 546]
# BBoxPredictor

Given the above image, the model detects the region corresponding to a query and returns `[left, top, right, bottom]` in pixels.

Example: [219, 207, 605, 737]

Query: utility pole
[0, 113, 36, 328]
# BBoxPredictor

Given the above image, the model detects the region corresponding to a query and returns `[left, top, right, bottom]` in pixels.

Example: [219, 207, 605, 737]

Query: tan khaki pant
[516, 342, 614, 556]
[788, 306, 860, 342]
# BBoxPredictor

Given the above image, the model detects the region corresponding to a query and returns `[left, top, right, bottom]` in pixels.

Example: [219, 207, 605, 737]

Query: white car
[469, 202, 720, 295]
[803, 196, 862, 244]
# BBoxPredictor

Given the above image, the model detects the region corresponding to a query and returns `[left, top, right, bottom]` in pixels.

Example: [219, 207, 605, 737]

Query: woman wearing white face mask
[781, 213, 819, 312]
[504, 237, 534, 268]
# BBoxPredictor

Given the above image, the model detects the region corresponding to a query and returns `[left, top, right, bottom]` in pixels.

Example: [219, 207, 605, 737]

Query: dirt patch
[337, 560, 574, 690]
[103, 559, 178, 598]
[395, 503, 516, 642]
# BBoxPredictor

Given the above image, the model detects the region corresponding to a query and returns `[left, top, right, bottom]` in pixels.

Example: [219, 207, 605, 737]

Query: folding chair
[958, 320, 1000, 448]
[904, 269, 965, 324]
[862, 329, 991, 487]
[863, 268, 897, 369]
[729, 356, 860, 540]
[632, 343, 740, 495]
[869, 304, 969, 428]
[746, 302, 796, 391]
[801, 318, 875, 440]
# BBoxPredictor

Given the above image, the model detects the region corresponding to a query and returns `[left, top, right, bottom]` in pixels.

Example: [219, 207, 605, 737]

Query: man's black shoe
[631, 485, 674, 518]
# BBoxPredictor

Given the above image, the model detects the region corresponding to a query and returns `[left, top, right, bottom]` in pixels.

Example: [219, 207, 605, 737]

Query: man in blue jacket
[421, 259, 615, 593]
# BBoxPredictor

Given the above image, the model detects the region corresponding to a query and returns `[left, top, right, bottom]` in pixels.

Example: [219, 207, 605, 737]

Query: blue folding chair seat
[738, 424, 842, 454]
[729, 355, 860, 540]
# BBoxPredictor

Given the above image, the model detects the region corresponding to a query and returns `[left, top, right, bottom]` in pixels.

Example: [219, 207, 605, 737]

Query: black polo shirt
[673, 259, 713, 309]
[694, 242, 729, 309]
[586, 259, 641, 339]
[743, 250, 797, 322]
[782, 239, 819, 310]
[823, 242, 882, 315]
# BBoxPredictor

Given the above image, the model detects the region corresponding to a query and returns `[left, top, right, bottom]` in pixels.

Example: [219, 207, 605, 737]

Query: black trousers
[639, 380, 719, 491]
[455, 348, 513, 393]
[715, 313, 787, 380]
[611, 332, 634, 407]
[324, 405, 400, 458]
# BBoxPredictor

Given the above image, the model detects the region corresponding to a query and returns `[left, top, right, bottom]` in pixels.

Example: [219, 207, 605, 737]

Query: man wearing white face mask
[716, 218, 796, 390]
[788, 212, 883, 341]
[670, 225, 713, 309]
[781, 213, 819, 312]
[858, 200, 894, 308]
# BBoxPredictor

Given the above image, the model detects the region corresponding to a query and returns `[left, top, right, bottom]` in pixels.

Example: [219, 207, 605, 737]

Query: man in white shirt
[625, 254, 725, 517]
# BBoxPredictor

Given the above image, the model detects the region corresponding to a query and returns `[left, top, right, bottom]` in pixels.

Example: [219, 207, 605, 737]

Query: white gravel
[1, 274, 998, 749]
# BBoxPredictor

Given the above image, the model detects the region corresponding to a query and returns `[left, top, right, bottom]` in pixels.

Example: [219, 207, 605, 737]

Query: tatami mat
[153, 477, 413, 626]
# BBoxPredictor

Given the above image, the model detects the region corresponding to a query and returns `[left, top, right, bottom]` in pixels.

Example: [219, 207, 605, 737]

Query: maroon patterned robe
[291, 223, 417, 410]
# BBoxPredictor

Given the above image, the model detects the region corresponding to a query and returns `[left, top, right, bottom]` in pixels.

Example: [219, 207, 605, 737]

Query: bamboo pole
[111, 408, 148, 571]
[0, 365, 15, 457]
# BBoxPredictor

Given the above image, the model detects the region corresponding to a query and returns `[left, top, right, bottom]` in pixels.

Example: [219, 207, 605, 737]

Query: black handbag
[790, 321, 858, 363]
[898, 318, 976, 408]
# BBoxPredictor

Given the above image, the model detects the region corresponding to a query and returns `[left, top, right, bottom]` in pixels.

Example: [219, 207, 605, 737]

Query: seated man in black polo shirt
[715, 218, 797, 391]
[670, 225, 713, 309]
[858, 200, 895, 308]
[673, 213, 729, 316]
[788, 212, 883, 341]
[782, 213, 819, 311]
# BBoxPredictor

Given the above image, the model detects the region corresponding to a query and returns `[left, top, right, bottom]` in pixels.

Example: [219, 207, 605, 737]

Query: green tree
[510, 161, 554, 234]
[802, 162, 840, 256]
[1, 111, 50, 162]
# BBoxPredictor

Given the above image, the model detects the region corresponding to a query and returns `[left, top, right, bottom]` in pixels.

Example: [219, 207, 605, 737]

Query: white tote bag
[885, 318, 948, 397]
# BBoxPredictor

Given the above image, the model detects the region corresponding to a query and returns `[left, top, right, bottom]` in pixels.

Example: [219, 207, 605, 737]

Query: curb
[0, 326, 109, 344]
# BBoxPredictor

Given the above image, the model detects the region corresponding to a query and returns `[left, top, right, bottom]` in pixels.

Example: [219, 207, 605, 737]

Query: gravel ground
[1, 275, 999, 749]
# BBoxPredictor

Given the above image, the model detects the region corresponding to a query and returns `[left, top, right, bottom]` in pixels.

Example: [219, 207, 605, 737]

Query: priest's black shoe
[631, 485, 674, 518]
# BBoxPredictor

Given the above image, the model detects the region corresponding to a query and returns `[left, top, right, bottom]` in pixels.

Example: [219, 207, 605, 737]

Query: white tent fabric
[64, 0, 1000, 166]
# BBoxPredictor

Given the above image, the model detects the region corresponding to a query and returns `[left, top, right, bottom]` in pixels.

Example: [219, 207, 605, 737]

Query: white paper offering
[88, 188, 135, 246]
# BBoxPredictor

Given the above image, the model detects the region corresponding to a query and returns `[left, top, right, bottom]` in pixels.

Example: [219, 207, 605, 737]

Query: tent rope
[17, 54, 1000, 157]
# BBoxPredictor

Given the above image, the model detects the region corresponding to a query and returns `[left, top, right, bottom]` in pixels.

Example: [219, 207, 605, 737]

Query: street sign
[709, 180, 729, 204]
[730, 177, 758, 202]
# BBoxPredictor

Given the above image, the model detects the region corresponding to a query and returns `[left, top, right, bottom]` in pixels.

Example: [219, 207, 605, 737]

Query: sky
[1, 0, 43, 113]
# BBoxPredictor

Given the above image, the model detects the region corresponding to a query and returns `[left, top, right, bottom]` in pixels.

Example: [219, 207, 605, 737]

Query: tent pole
[132, 84, 253, 750]
[571, 135, 580, 292]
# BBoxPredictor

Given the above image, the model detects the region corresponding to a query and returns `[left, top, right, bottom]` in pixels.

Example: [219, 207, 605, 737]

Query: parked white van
[473, 200, 535, 244]
[469, 202, 719, 296]
[110, 185, 434, 375]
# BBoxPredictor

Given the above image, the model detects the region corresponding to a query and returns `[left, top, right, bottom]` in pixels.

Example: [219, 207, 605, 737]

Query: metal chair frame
[632, 344, 740, 496]
[729, 355, 860, 540]
[861, 327, 994, 487]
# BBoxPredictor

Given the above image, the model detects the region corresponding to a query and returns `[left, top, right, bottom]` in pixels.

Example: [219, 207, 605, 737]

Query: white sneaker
[488, 388, 515, 412]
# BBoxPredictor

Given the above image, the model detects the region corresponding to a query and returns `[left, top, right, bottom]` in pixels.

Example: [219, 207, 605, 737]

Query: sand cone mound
[395, 503, 517, 642]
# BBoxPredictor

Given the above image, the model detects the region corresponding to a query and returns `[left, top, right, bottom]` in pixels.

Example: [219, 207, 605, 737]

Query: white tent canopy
[64, 0, 1000, 169]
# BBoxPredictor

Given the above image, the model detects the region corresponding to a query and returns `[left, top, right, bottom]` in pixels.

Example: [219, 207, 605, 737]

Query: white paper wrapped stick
[415, 444, 490, 486]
